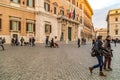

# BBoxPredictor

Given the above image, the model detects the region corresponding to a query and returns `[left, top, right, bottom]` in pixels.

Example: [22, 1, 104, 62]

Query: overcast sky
[87, 0, 120, 28]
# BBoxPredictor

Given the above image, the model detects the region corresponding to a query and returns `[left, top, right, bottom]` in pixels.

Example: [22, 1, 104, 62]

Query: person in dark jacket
[78, 38, 80, 48]
[50, 38, 54, 48]
[45, 37, 49, 47]
[89, 35, 107, 77]
[103, 35, 113, 71]
[0, 37, 4, 50]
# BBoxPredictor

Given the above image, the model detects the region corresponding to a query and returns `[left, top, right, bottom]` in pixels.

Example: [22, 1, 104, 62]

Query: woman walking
[89, 35, 107, 77]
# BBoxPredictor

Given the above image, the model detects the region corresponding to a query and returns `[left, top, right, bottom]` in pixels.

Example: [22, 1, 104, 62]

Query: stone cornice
[0, 2, 35, 13]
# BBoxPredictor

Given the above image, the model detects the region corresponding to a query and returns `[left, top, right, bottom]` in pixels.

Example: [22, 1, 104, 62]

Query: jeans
[93, 56, 103, 71]
[104, 57, 112, 69]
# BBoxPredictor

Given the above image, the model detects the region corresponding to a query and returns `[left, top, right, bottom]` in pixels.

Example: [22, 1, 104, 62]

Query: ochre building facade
[107, 8, 120, 39]
[0, 0, 94, 43]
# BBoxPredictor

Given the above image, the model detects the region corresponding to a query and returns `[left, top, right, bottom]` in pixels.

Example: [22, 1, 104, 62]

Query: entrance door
[68, 27, 71, 41]
[12, 34, 18, 38]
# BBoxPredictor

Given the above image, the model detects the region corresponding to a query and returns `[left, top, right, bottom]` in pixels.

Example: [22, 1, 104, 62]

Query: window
[54, 7, 57, 14]
[115, 29, 118, 35]
[60, 10, 64, 15]
[26, 23, 35, 33]
[44, 2, 50, 12]
[11, 0, 20, 3]
[0, 18, 1, 30]
[10, 20, 21, 31]
[72, 0, 75, 5]
[115, 24, 118, 28]
[77, 2, 78, 7]
[27, 0, 35, 7]
[116, 11, 118, 13]
[45, 24, 51, 34]
[115, 17, 118, 21]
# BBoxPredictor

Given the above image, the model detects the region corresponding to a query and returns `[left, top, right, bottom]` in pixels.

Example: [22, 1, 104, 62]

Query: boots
[89, 67, 93, 74]
[108, 67, 112, 71]
[99, 72, 106, 77]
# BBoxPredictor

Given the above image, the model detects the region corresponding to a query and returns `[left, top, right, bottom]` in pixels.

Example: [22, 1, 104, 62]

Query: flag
[68, 5, 72, 18]
[72, 8, 76, 19]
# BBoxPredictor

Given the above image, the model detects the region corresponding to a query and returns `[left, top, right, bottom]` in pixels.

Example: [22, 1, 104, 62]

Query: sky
[87, 0, 120, 28]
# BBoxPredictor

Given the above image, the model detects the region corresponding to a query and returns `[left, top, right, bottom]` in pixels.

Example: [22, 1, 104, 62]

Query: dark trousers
[104, 57, 112, 69]
[78, 44, 80, 48]
[92, 56, 103, 71]
[0, 45, 4, 50]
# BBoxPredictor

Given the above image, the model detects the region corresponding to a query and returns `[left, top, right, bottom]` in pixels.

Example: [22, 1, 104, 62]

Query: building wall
[107, 9, 120, 39]
[0, 0, 35, 43]
[0, 0, 94, 43]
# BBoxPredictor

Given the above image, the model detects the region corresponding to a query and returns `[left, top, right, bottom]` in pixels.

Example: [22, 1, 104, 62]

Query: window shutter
[18, 0, 20, 3]
[48, 4, 50, 12]
[33, 23, 36, 32]
[44, 3, 46, 10]
[0, 19, 1, 30]
[33, 0, 35, 7]
[26, 23, 28, 32]
[27, 0, 29, 6]
[10, 20, 12, 30]
[19, 21, 21, 31]
[50, 25, 52, 33]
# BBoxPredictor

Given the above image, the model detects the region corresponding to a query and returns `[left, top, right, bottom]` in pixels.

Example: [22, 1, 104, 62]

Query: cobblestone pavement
[0, 42, 120, 80]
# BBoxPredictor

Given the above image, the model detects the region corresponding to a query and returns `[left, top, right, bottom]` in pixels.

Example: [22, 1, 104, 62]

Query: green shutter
[0, 18, 1, 30]
[33, 0, 35, 7]
[27, 0, 29, 6]
[50, 25, 52, 33]
[10, 20, 12, 30]
[18, 0, 20, 3]
[33, 23, 35, 32]
[26, 23, 28, 32]
[19, 21, 21, 31]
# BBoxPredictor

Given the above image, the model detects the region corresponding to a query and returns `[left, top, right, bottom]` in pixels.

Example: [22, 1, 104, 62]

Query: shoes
[108, 67, 113, 71]
[104, 68, 110, 71]
[89, 67, 93, 74]
[99, 72, 106, 77]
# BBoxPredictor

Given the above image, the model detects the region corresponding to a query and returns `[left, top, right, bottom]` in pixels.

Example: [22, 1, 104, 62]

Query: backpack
[91, 40, 101, 57]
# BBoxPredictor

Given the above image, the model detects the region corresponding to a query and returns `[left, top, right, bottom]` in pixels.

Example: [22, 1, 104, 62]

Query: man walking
[77, 38, 80, 48]
[0, 37, 4, 50]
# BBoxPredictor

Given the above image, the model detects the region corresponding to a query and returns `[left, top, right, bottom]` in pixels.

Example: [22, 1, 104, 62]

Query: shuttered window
[26, 23, 35, 33]
[0, 18, 1, 30]
[9, 20, 21, 31]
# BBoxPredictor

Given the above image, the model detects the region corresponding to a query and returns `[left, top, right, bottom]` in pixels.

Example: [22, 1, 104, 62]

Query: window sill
[10, 30, 20, 32]
[10, 2, 20, 7]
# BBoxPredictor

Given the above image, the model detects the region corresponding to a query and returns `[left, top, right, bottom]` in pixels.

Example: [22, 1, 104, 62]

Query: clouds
[87, 0, 120, 28]
[88, 0, 120, 10]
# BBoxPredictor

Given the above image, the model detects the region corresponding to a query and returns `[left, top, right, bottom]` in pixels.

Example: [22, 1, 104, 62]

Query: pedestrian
[29, 37, 32, 46]
[114, 39, 117, 47]
[2, 37, 6, 44]
[89, 35, 107, 77]
[50, 38, 54, 48]
[103, 35, 113, 71]
[77, 38, 80, 48]
[92, 39, 95, 47]
[0, 37, 4, 50]
[45, 37, 49, 47]
[11, 38, 15, 46]
[32, 37, 35, 46]
[15, 37, 19, 46]
[20, 37, 24, 46]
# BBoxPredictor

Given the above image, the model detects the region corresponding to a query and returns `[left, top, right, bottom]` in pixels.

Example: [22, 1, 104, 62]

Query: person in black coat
[77, 38, 80, 48]
[103, 35, 113, 71]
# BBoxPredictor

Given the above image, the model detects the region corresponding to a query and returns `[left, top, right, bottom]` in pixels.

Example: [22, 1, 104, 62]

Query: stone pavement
[0, 42, 120, 80]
